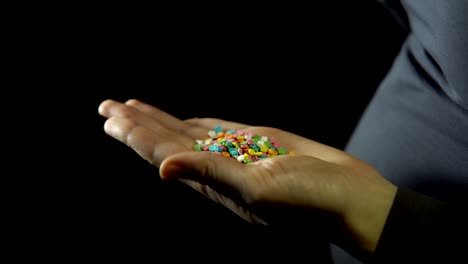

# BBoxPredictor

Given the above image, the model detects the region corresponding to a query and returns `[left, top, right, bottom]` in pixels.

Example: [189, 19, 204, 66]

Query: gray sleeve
[401, 0, 468, 109]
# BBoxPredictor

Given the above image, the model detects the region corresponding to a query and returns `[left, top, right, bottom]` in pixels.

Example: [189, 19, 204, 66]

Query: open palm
[98, 99, 396, 251]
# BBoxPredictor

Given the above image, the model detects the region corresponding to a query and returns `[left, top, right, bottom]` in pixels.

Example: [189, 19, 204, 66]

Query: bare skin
[98, 98, 397, 253]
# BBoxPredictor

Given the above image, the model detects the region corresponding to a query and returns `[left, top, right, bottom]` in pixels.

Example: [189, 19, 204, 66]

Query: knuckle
[244, 185, 269, 206]
[119, 106, 136, 119]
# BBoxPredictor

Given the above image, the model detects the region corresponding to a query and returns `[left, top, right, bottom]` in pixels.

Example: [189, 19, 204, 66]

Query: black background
[89, 1, 406, 261]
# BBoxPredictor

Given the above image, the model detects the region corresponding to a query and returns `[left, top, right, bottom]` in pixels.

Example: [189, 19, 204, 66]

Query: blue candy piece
[209, 144, 222, 152]
[229, 149, 238, 157]
[214, 126, 223, 133]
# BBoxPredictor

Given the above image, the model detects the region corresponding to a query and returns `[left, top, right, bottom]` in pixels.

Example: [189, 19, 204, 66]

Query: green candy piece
[194, 144, 202, 151]
[277, 147, 287, 155]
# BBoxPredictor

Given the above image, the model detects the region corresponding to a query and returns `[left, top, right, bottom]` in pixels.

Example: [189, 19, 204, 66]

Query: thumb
[160, 151, 251, 196]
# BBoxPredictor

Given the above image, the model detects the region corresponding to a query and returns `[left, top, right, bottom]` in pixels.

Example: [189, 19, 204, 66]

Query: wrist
[344, 180, 397, 253]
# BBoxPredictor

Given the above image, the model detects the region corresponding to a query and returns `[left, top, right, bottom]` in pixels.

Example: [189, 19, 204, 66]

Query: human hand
[98, 98, 397, 253]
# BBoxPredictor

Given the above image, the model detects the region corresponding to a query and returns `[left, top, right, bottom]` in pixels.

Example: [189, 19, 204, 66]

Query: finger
[98, 99, 119, 118]
[160, 151, 255, 201]
[125, 99, 209, 139]
[184, 118, 250, 131]
[104, 116, 189, 166]
[100, 99, 195, 146]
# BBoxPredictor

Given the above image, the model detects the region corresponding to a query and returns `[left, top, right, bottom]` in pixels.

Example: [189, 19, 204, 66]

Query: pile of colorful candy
[193, 126, 295, 163]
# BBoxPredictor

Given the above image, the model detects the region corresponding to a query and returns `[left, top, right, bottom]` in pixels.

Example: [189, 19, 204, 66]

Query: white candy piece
[208, 130, 216, 138]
